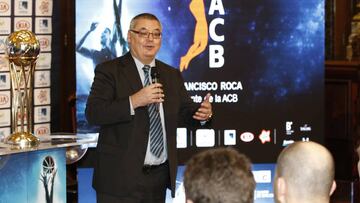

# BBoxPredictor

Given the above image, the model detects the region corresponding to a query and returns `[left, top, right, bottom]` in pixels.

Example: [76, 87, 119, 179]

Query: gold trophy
[5, 30, 40, 148]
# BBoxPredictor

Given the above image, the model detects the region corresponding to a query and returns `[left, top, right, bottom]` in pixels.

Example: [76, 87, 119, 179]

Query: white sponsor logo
[34, 106, 51, 123]
[36, 53, 51, 69]
[286, 121, 294, 135]
[224, 129, 236, 145]
[0, 72, 10, 90]
[300, 124, 312, 131]
[196, 129, 215, 147]
[253, 170, 272, 183]
[0, 91, 10, 108]
[14, 17, 32, 31]
[0, 17, 10, 35]
[36, 0, 53, 16]
[259, 130, 271, 144]
[0, 108, 10, 126]
[0, 36, 6, 53]
[15, 0, 33, 16]
[282, 139, 294, 147]
[240, 132, 254, 142]
[34, 123, 50, 136]
[176, 128, 187, 148]
[0, 127, 10, 141]
[35, 70, 51, 87]
[35, 17, 52, 34]
[34, 88, 51, 105]
[254, 190, 274, 200]
[38, 35, 52, 52]
[0, 1, 10, 14]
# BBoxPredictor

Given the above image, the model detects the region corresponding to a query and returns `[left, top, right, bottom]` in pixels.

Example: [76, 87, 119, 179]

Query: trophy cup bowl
[66, 146, 88, 164]
[4, 30, 40, 148]
[6, 30, 40, 66]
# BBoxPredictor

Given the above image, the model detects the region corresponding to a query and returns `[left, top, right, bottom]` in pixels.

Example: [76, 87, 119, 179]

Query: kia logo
[16, 20, 31, 30]
[0, 94, 8, 105]
[39, 38, 49, 48]
[240, 132, 254, 142]
[37, 127, 49, 135]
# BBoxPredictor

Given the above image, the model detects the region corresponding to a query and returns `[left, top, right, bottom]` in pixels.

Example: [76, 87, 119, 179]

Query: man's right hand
[130, 83, 164, 109]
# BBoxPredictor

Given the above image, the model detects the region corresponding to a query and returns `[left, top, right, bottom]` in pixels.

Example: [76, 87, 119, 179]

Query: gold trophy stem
[6, 62, 39, 148]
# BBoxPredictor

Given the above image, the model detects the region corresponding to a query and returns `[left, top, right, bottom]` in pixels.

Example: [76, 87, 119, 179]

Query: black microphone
[151, 67, 159, 84]
[151, 67, 160, 112]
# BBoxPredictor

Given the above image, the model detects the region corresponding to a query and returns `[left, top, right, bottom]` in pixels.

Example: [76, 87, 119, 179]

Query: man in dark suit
[85, 13, 212, 203]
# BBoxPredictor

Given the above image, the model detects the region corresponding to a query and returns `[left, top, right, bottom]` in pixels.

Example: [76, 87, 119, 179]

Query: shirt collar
[131, 55, 156, 72]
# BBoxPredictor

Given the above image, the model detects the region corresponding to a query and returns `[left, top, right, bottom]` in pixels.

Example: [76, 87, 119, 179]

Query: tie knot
[143, 65, 150, 74]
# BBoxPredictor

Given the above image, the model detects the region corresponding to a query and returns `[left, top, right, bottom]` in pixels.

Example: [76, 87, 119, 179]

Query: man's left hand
[193, 93, 213, 121]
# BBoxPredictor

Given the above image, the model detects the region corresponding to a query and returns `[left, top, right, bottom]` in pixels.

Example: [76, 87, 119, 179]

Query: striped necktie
[143, 65, 164, 157]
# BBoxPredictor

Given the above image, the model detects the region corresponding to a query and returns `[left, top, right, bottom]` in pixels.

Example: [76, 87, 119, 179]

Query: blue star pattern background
[247, 1, 324, 101]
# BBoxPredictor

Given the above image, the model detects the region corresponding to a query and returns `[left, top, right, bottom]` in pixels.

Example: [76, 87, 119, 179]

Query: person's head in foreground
[184, 148, 256, 203]
[274, 141, 337, 203]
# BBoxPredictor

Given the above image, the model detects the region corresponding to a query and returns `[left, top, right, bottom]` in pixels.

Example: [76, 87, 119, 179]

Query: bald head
[274, 141, 336, 203]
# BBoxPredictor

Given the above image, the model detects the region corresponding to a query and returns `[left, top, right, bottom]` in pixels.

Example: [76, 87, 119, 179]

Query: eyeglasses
[130, 30, 162, 39]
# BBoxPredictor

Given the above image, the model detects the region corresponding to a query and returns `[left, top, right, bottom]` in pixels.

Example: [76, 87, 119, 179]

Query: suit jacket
[85, 52, 200, 197]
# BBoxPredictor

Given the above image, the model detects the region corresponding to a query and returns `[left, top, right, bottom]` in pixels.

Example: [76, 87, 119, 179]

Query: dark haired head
[184, 148, 255, 203]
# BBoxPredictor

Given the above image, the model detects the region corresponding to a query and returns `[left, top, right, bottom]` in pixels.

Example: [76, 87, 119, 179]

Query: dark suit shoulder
[94, 52, 133, 72]
[155, 59, 174, 69]
[155, 59, 181, 75]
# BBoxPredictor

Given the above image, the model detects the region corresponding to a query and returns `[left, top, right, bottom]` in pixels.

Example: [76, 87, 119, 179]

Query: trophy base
[5, 132, 40, 148]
